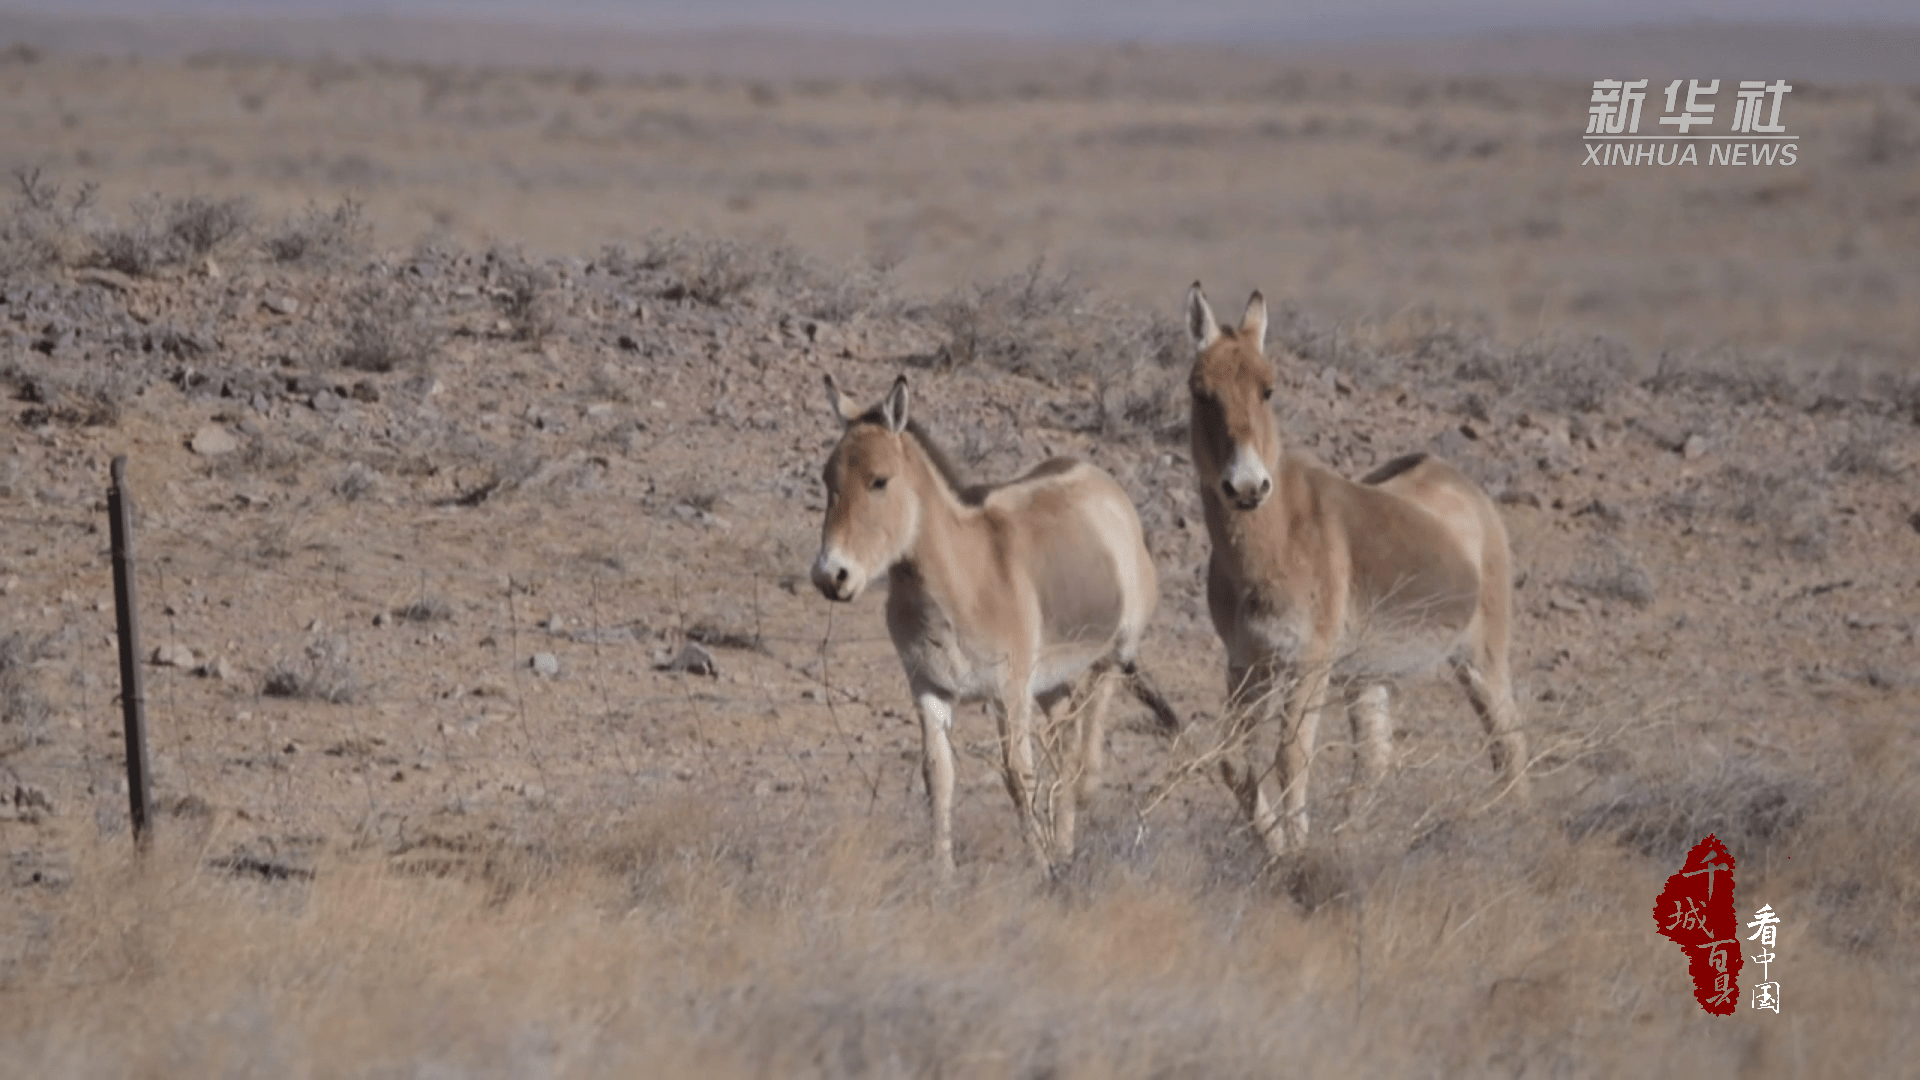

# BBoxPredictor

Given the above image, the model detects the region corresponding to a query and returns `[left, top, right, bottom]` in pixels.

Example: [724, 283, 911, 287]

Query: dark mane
[852, 410, 985, 506]
[1361, 452, 1429, 486]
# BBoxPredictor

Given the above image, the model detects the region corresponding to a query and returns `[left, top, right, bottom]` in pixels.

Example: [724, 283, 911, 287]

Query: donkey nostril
[1259, 477, 1272, 496]
[1221, 479, 1236, 497]
[834, 568, 849, 586]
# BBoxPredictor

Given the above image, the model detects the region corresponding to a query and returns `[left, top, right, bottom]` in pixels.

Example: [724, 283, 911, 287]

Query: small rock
[1681, 434, 1708, 460]
[190, 424, 238, 456]
[192, 656, 233, 681]
[372, 611, 390, 627]
[203, 256, 223, 280]
[261, 294, 300, 316]
[530, 652, 560, 677]
[311, 389, 342, 413]
[1548, 593, 1586, 614]
[658, 642, 718, 677]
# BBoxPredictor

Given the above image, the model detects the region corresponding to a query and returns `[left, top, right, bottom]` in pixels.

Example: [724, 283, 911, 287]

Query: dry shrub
[3, 356, 130, 428]
[339, 278, 439, 372]
[651, 236, 770, 306]
[929, 260, 1187, 441]
[1659, 464, 1831, 561]
[265, 197, 370, 266]
[0, 630, 51, 751]
[486, 249, 560, 341]
[1452, 333, 1635, 415]
[90, 194, 251, 276]
[1566, 538, 1656, 607]
[262, 637, 360, 704]
[0, 166, 98, 277]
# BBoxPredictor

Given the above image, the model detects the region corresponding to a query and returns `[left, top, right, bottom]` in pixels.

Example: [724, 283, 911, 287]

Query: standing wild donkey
[1183, 284, 1527, 857]
[813, 375, 1176, 875]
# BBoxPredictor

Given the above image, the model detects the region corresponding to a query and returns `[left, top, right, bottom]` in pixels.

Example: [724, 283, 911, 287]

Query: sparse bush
[1566, 539, 1655, 607]
[333, 461, 383, 501]
[488, 252, 559, 341]
[86, 193, 250, 276]
[163, 195, 250, 258]
[1566, 757, 1814, 865]
[339, 279, 438, 372]
[657, 237, 766, 306]
[1454, 334, 1634, 414]
[265, 197, 370, 265]
[927, 260, 1186, 441]
[262, 637, 360, 704]
[1660, 464, 1830, 561]
[393, 595, 453, 623]
[0, 630, 51, 751]
[0, 167, 98, 277]
[4, 357, 129, 428]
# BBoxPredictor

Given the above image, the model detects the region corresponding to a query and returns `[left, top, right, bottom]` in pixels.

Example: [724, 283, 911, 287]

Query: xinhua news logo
[1586, 80, 1798, 166]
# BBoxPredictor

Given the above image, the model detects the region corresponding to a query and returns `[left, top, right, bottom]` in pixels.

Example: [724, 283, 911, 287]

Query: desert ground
[0, 21, 1917, 1077]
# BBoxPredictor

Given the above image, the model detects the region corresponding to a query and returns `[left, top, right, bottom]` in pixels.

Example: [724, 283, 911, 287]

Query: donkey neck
[893, 431, 999, 610]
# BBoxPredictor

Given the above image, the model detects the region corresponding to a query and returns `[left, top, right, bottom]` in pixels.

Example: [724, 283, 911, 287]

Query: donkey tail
[1121, 662, 1181, 737]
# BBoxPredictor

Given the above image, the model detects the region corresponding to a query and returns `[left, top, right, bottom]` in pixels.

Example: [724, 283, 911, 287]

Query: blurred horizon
[2, 4, 1917, 83]
[8, 1, 1920, 42]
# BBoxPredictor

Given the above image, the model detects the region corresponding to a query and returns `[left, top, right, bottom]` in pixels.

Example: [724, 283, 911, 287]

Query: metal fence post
[108, 455, 153, 849]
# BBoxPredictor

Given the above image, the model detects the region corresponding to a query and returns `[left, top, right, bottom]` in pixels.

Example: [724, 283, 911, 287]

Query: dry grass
[4, 722, 1914, 1078]
[261, 637, 361, 704]
[264, 197, 371, 266]
[338, 276, 440, 373]
[926, 261, 1187, 442]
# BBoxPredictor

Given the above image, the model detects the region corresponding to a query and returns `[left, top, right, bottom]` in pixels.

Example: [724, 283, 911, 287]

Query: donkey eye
[1192, 388, 1216, 406]
[1261, 386, 1274, 402]
[870, 476, 889, 491]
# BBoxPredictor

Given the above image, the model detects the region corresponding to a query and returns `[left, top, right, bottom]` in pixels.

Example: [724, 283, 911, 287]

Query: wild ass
[812, 375, 1176, 875]
[1183, 284, 1527, 857]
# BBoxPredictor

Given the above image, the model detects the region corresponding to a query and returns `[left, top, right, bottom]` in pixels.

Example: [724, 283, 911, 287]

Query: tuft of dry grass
[487, 249, 561, 341]
[339, 277, 440, 373]
[261, 637, 361, 704]
[926, 260, 1187, 441]
[0, 166, 98, 277]
[0, 629, 51, 752]
[264, 197, 370, 266]
[90, 193, 251, 277]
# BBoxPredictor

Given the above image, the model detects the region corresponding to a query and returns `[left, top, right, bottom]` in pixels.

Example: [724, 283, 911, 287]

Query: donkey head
[1186, 283, 1277, 511]
[813, 374, 921, 602]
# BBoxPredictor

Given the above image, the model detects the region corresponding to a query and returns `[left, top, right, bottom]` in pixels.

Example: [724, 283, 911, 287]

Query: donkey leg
[1348, 683, 1392, 787]
[997, 670, 1054, 873]
[1272, 663, 1331, 854]
[1217, 663, 1275, 838]
[914, 691, 958, 876]
[1054, 667, 1118, 864]
[1455, 650, 1528, 800]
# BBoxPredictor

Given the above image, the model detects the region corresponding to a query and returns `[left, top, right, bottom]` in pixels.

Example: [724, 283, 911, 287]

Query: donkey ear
[880, 375, 910, 433]
[1186, 282, 1220, 353]
[823, 373, 860, 427]
[1240, 291, 1267, 354]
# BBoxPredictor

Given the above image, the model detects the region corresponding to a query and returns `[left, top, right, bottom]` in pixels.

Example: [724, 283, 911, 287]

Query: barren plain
[0, 26, 1917, 1077]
